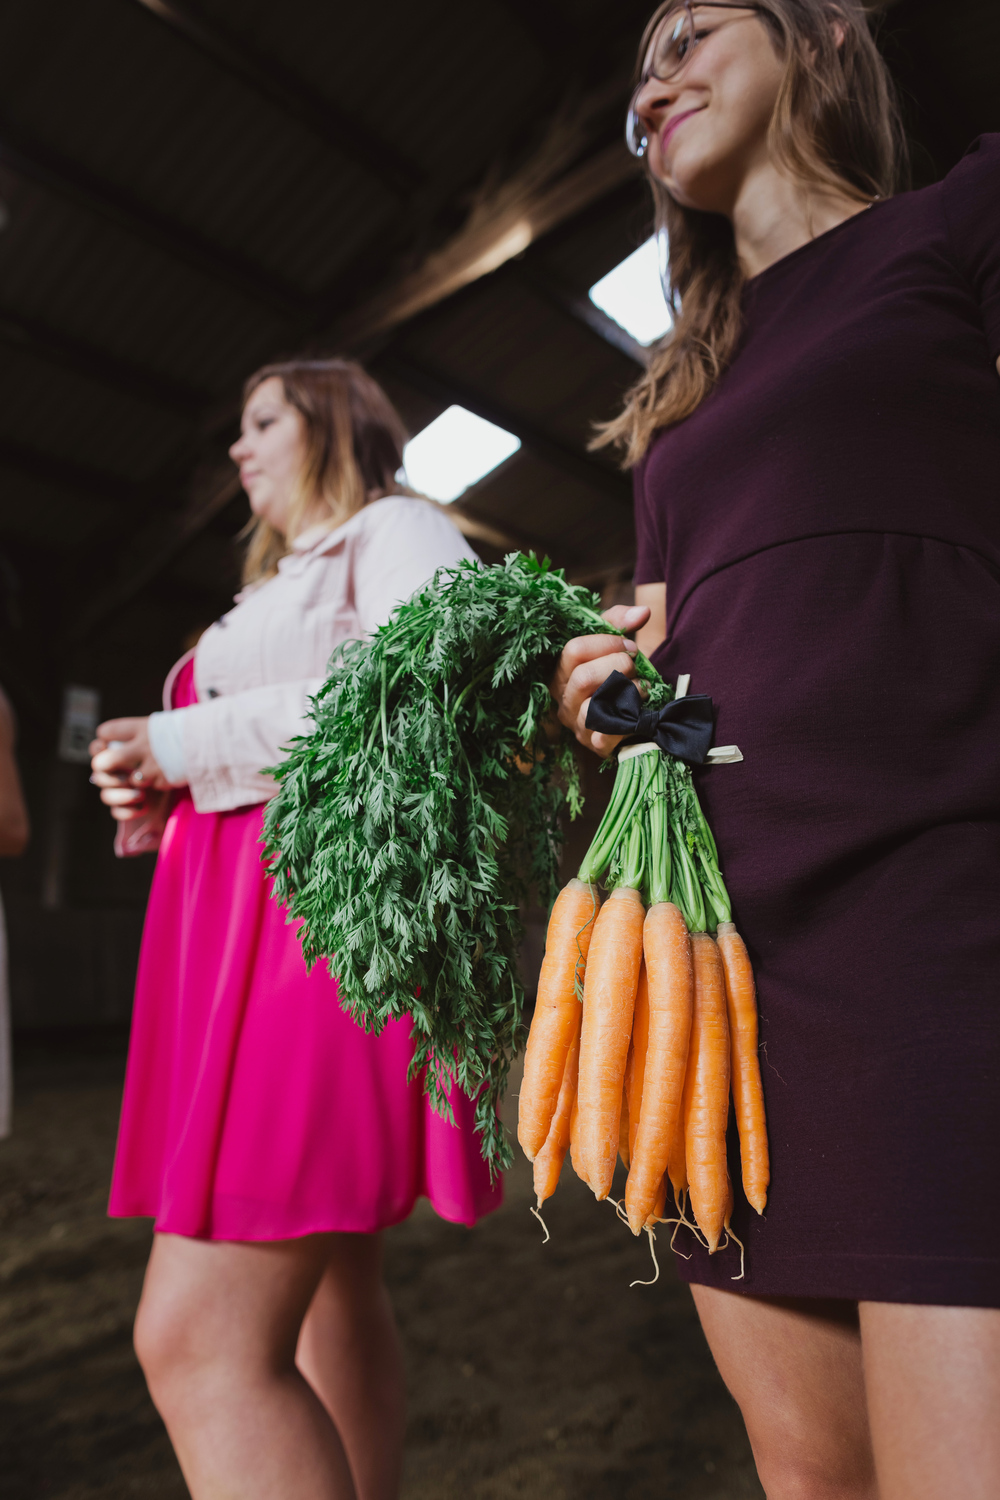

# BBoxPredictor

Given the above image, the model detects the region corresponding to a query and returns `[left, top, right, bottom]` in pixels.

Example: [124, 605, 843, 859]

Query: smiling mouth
[661, 107, 702, 153]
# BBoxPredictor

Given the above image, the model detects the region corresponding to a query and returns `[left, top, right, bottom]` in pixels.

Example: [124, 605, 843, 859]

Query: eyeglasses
[626, 2, 766, 157]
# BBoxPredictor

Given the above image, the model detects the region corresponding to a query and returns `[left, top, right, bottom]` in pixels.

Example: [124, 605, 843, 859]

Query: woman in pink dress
[90, 358, 500, 1500]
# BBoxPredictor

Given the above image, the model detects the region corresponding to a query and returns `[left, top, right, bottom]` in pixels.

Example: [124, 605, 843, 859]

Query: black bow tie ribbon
[585, 670, 715, 765]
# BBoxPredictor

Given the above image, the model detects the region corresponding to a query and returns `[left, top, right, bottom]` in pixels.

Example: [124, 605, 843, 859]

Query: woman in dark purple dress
[552, 2, 1000, 1495]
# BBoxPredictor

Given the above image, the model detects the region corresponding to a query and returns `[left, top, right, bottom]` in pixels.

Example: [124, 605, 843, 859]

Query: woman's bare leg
[690, 1284, 877, 1499]
[135, 1232, 357, 1500]
[296, 1233, 405, 1500]
[860, 1302, 1000, 1500]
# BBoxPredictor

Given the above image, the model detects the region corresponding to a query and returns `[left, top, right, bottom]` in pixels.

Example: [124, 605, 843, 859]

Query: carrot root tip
[529, 1204, 551, 1244]
[630, 1227, 661, 1288]
[723, 1220, 746, 1281]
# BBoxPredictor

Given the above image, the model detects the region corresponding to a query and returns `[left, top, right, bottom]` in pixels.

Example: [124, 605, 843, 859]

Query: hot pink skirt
[108, 665, 501, 1240]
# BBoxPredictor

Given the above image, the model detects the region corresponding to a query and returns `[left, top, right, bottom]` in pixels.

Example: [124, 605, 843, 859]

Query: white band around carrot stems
[619, 740, 743, 765]
[577, 740, 731, 931]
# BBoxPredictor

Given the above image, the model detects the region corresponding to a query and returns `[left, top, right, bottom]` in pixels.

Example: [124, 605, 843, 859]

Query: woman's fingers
[550, 635, 637, 716]
[547, 601, 655, 756]
[99, 785, 145, 809]
[602, 604, 650, 634]
[96, 716, 146, 743]
[90, 768, 131, 789]
[90, 716, 162, 782]
[559, 649, 639, 730]
[560, 632, 639, 675]
[588, 728, 625, 758]
[91, 745, 136, 776]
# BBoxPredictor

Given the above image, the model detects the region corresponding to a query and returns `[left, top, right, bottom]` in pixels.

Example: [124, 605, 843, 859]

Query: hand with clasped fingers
[549, 603, 652, 759]
[89, 717, 170, 822]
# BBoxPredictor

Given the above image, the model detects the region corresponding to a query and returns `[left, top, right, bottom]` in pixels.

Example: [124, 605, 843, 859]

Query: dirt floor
[0, 1033, 764, 1499]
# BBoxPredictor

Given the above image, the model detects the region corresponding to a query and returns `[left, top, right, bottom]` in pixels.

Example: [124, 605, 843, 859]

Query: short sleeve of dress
[632, 454, 663, 586]
[942, 134, 1000, 359]
[352, 496, 477, 635]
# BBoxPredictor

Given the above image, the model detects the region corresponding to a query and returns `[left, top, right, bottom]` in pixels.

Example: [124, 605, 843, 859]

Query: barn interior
[2, 0, 999, 1027]
[1, 1, 998, 1495]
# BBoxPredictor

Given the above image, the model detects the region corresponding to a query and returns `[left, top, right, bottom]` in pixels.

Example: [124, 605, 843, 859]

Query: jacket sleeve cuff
[148, 709, 191, 786]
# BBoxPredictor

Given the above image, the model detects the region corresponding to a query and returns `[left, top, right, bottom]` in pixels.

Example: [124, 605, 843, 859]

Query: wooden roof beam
[310, 138, 642, 351]
[378, 352, 633, 510]
[70, 462, 242, 641]
[504, 259, 648, 366]
[0, 307, 204, 419]
[493, 0, 575, 59]
[0, 437, 176, 510]
[0, 121, 305, 318]
[131, 0, 423, 200]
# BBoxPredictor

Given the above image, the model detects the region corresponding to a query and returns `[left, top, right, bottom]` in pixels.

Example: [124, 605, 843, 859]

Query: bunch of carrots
[518, 741, 768, 1261]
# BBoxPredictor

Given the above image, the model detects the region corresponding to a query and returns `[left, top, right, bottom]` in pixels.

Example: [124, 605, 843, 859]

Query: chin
[665, 150, 731, 214]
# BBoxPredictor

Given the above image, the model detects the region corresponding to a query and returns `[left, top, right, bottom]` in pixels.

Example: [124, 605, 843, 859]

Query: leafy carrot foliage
[262, 553, 666, 1172]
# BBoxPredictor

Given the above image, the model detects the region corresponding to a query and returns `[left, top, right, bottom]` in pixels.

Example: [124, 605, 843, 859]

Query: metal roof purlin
[379, 353, 633, 510]
[131, 0, 423, 199]
[70, 463, 243, 642]
[492, 0, 576, 58]
[0, 308, 204, 420]
[0, 124, 306, 319]
[0, 438, 177, 510]
[505, 260, 648, 367]
[321, 141, 642, 349]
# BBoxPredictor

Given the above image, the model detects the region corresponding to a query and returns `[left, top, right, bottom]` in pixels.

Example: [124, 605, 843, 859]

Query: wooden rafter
[0, 122, 304, 318]
[378, 353, 632, 509]
[131, 0, 422, 199]
[0, 308, 203, 419]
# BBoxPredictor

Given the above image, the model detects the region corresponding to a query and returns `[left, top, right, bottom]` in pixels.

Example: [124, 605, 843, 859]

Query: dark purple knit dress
[633, 137, 1000, 1307]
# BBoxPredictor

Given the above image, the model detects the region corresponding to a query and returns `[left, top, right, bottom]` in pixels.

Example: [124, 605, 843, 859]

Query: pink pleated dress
[109, 515, 502, 1240]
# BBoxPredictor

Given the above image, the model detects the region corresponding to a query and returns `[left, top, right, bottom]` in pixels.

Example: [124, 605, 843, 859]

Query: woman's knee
[747, 1413, 877, 1500]
[736, 1359, 878, 1500]
[133, 1279, 207, 1405]
[136, 1234, 330, 1412]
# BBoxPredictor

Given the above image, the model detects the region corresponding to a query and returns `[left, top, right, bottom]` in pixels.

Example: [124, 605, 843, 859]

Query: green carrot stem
[697, 851, 732, 925]
[647, 754, 672, 906]
[576, 754, 640, 883]
[692, 788, 720, 864]
[620, 813, 646, 890]
[452, 661, 496, 718]
[380, 653, 389, 755]
[671, 828, 706, 933]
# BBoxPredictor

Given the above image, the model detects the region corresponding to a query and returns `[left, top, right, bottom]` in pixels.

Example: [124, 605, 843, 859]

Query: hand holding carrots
[549, 603, 650, 757]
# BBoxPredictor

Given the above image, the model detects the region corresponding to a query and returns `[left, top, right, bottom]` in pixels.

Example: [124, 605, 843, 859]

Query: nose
[229, 432, 249, 463]
[634, 73, 676, 138]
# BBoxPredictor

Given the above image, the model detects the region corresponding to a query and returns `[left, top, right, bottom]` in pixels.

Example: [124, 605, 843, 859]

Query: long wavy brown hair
[595, 0, 909, 466]
[240, 358, 409, 584]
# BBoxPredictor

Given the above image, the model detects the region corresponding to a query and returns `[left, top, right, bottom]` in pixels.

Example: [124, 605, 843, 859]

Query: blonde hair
[595, 0, 909, 465]
[240, 358, 409, 584]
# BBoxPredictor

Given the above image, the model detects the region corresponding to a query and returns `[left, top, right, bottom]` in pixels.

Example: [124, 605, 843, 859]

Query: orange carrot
[717, 922, 769, 1215]
[569, 1094, 589, 1187]
[518, 879, 600, 1161]
[618, 1078, 631, 1169]
[684, 934, 731, 1253]
[577, 886, 645, 1199]
[625, 903, 694, 1235]
[532, 1024, 581, 1206]
[667, 1114, 687, 1201]
[625, 961, 650, 1161]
